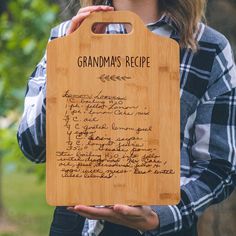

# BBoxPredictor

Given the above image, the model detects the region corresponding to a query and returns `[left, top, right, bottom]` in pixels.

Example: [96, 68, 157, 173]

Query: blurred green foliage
[0, 0, 59, 115]
[2, 171, 53, 235]
[0, 0, 59, 176]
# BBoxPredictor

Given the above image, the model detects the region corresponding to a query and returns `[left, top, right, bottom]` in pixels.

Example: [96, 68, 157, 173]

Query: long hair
[79, 0, 207, 50]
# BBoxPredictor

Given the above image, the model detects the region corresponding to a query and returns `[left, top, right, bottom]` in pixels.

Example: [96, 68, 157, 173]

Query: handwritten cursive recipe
[55, 89, 175, 179]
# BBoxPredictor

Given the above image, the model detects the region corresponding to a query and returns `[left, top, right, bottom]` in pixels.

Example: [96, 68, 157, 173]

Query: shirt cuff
[145, 205, 182, 236]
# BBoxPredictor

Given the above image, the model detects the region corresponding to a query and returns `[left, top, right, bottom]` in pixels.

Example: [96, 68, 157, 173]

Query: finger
[69, 206, 145, 230]
[78, 5, 114, 14]
[74, 205, 115, 217]
[73, 207, 133, 227]
[66, 12, 91, 35]
[92, 6, 114, 33]
[113, 205, 144, 217]
[81, 6, 114, 18]
[74, 210, 103, 220]
[68, 209, 101, 220]
[66, 7, 114, 35]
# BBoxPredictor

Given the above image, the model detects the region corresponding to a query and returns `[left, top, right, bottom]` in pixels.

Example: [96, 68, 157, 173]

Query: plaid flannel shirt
[17, 14, 236, 236]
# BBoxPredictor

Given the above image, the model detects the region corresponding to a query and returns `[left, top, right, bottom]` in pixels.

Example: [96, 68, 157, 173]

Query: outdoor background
[0, 0, 236, 235]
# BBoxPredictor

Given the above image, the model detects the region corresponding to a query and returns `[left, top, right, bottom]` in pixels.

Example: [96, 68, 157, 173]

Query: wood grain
[46, 11, 180, 206]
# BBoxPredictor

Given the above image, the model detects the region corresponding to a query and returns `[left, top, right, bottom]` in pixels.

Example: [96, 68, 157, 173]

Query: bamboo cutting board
[46, 11, 180, 206]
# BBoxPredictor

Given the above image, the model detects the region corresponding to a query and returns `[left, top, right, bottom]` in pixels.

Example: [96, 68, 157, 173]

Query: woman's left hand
[67, 204, 159, 232]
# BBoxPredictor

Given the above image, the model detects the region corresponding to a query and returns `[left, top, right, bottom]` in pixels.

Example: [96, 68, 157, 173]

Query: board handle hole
[91, 23, 133, 34]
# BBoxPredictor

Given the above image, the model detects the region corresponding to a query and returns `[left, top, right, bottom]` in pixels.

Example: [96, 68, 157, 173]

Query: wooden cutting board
[46, 11, 180, 206]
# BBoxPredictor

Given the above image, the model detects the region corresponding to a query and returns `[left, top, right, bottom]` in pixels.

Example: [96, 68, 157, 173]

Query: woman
[17, 0, 236, 235]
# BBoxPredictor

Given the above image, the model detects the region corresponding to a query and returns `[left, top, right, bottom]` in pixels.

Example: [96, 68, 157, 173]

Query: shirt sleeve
[145, 42, 236, 235]
[17, 51, 47, 163]
[17, 21, 70, 163]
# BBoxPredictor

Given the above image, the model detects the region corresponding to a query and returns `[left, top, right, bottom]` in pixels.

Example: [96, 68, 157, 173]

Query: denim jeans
[49, 207, 198, 236]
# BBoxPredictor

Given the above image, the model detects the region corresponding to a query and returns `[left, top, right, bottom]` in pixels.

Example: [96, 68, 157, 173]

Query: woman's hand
[66, 5, 114, 35]
[67, 204, 159, 232]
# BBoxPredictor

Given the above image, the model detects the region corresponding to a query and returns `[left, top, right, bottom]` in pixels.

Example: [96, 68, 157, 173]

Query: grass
[1, 169, 54, 236]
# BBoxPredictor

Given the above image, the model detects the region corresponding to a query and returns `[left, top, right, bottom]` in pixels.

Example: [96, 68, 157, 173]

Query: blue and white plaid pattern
[17, 14, 236, 236]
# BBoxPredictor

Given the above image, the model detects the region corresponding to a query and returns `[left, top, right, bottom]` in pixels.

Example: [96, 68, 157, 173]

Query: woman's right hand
[66, 5, 114, 35]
